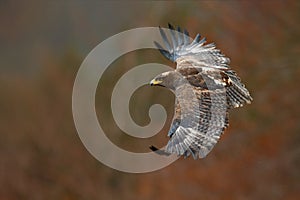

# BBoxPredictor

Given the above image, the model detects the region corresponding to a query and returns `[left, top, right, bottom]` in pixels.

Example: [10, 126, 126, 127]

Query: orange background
[1, 1, 299, 200]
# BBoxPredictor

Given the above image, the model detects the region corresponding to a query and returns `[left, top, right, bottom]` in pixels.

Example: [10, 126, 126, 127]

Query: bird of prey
[149, 24, 252, 159]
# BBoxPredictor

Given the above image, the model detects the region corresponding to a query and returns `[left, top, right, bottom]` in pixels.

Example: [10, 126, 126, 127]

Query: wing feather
[165, 86, 229, 159]
[155, 24, 230, 69]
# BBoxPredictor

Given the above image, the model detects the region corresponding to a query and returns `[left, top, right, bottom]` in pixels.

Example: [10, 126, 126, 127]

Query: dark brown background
[1, 1, 299, 200]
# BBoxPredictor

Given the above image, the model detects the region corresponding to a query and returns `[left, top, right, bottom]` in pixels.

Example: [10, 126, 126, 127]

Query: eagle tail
[225, 70, 253, 108]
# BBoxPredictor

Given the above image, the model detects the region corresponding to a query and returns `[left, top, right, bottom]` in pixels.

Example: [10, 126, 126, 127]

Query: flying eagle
[149, 24, 252, 159]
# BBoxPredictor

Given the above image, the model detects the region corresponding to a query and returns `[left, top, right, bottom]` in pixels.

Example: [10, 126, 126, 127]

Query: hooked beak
[150, 79, 163, 86]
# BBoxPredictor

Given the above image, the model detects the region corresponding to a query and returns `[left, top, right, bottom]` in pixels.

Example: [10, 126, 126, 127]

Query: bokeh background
[1, 1, 299, 199]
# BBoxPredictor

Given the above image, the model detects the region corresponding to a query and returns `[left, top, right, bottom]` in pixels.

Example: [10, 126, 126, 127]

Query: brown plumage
[150, 24, 252, 159]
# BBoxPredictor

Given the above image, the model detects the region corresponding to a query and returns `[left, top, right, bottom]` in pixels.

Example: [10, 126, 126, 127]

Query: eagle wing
[167, 87, 229, 159]
[154, 23, 230, 69]
[155, 24, 253, 108]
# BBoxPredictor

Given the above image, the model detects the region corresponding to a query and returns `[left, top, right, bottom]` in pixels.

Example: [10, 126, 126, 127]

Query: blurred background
[1, 1, 299, 199]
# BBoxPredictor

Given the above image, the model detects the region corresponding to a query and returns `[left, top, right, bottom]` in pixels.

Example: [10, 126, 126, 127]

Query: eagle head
[150, 71, 184, 90]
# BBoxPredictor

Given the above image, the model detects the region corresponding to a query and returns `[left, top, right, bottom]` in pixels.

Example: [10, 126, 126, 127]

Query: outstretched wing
[161, 66, 251, 159]
[166, 86, 229, 159]
[155, 24, 253, 108]
[154, 23, 230, 69]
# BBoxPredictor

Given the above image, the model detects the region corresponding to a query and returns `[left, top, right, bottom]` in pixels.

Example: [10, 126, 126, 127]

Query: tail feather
[225, 71, 253, 108]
